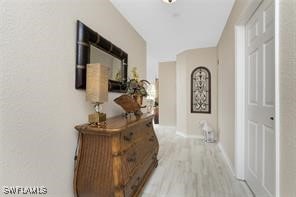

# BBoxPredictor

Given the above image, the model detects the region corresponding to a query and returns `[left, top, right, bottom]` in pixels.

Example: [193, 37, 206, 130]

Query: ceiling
[111, 0, 235, 61]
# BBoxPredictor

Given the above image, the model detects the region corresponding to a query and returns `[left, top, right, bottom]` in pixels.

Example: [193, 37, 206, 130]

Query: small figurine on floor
[200, 120, 216, 143]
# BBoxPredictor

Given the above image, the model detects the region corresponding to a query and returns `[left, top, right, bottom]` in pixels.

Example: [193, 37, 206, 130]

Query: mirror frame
[75, 20, 128, 92]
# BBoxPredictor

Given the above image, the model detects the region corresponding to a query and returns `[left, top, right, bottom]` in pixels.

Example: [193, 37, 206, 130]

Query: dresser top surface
[75, 113, 154, 134]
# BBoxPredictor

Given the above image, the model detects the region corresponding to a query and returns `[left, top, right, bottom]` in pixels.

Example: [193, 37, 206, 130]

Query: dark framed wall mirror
[75, 20, 128, 92]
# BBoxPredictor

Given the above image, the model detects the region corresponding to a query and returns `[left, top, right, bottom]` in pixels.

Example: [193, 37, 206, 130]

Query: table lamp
[86, 63, 108, 125]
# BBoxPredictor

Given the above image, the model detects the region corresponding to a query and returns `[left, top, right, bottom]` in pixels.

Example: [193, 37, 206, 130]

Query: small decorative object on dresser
[126, 67, 150, 106]
[73, 113, 159, 197]
[114, 94, 142, 116]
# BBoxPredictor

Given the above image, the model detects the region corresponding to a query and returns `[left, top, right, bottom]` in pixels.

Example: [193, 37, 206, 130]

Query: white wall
[176, 51, 188, 134]
[279, 0, 296, 196]
[0, 0, 146, 196]
[176, 47, 218, 136]
[159, 61, 176, 127]
[217, 0, 252, 167]
[147, 45, 159, 82]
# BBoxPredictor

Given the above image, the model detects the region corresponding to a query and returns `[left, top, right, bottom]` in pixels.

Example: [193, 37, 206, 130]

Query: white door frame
[234, 0, 279, 196]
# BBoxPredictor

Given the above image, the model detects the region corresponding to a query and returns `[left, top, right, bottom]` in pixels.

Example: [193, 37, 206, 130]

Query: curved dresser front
[74, 113, 159, 197]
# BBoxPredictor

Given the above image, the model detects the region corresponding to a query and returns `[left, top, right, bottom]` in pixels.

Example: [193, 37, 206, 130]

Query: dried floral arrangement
[126, 67, 150, 98]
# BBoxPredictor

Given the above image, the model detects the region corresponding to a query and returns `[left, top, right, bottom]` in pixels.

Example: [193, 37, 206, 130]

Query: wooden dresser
[74, 113, 159, 197]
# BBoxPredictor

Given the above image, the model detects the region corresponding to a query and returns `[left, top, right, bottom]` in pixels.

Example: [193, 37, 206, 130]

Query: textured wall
[176, 47, 218, 136]
[0, 0, 146, 196]
[159, 61, 176, 127]
[217, 0, 252, 167]
[279, 0, 296, 196]
[176, 51, 188, 134]
[147, 45, 159, 82]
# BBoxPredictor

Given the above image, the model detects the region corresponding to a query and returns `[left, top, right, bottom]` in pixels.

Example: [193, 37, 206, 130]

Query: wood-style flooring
[141, 126, 253, 197]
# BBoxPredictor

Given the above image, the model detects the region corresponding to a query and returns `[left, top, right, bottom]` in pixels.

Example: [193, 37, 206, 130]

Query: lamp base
[88, 112, 106, 125]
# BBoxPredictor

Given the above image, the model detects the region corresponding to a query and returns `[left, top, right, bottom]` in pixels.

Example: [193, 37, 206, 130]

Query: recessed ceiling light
[162, 0, 176, 4]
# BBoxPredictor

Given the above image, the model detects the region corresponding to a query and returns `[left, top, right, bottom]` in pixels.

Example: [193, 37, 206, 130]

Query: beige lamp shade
[86, 63, 108, 103]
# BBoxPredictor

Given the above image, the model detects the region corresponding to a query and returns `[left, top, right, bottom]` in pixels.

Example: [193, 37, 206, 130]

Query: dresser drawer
[124, 152, 157, 197]
[121, 120, 153, 150]
[122, 146, 138, 181]
[121, 126, 141, 149]
[138, 151, 156, 179]
[121, 140, 157, 184]
[124, 168, 142, 197]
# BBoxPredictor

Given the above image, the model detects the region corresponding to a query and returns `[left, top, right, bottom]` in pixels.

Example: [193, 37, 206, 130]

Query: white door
[245, 0, 275, 196]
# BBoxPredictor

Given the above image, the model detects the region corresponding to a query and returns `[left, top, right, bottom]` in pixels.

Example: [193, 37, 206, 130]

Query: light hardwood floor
[141, 126, 253, 197]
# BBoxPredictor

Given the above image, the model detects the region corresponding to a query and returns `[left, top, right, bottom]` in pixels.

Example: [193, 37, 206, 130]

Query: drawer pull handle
[123, 132, 133, 141]
[152, 153, 157, 160]
[131, 185, 137, 190]
[127, 157, 136, 162]
[146, 122, 152, 127]
[127, 152, 137, 162]
[131, 177, 141, 190]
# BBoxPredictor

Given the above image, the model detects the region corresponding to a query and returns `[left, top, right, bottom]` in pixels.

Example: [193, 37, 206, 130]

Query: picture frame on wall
[191, 66, 211, 114]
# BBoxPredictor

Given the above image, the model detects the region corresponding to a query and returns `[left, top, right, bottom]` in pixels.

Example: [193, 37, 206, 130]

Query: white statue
[200, 120, 215, 143]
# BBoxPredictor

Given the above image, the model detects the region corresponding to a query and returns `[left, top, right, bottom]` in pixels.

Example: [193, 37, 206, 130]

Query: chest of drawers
[74, 114, 159, 197]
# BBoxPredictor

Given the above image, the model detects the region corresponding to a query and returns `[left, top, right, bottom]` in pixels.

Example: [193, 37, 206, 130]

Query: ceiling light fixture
[162, 0, 176, 4]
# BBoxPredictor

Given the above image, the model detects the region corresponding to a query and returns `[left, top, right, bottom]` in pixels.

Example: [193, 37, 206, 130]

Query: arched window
[191, 67, 211, 113]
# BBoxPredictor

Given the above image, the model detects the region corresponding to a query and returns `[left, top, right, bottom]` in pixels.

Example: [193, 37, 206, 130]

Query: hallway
[1, 1, 295, 196]
[142, 126, 253, 197]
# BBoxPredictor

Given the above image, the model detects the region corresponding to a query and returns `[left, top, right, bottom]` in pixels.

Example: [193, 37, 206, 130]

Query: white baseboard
[156, 125, 176, 130]
[218, 143, 235, 176]
[156, 125, 203, 139]
[176, 131, 187, 137]
[176, 131, 204, 139]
